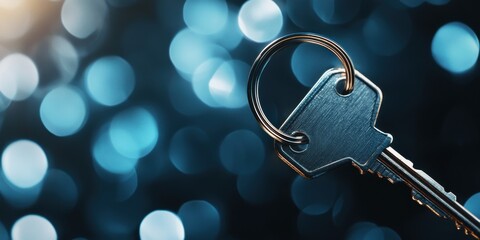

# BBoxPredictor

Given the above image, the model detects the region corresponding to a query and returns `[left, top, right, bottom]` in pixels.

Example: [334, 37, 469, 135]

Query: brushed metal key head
[275, 68, 392, 178]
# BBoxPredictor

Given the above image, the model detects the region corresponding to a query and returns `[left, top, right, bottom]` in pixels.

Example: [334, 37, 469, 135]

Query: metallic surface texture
[275, 68, 392, 178]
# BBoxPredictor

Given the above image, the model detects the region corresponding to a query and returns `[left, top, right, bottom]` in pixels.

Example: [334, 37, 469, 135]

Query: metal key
[274, 68, 480, 239]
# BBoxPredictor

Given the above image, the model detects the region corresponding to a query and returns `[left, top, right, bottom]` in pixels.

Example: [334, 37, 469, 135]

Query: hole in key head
[289, 131, 309, 153]
[335, 78, 352, 96]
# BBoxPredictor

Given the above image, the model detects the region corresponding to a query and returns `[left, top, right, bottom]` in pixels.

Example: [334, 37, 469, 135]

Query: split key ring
[247, 33, 356, 145]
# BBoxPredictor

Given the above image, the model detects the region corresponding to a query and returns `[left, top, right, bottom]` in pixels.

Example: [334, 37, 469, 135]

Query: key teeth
[471, 230, 480, 240]
[465, 227, 479, 240]
[352, 162, 365, 175]
[411, 194, 423, 206]
[355, 158, 477, 239]
[412, 190, 479, 240]
[455, 221, 462, 230]
[375, 149, 477, 239]
[411, 190, 448, 219]
[354, 160, 402, 184]
[415, 197, 479, 239]
[453, 221, 480, 240]
[414, 169, 457, 202]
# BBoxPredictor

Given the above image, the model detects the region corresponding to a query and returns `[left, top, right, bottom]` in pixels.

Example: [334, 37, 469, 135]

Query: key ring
[247, 33, 356, 145]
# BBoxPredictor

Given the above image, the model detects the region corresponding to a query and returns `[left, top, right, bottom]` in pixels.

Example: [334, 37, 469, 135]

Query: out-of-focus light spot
[86, 193, 147, 238]
[156, 1, 185, 31]
[236, 170, 279, 205]
[209, 60, 249, 108]
[61, 0, 108, 39]
[169, 127, 213, 174]
[93, 125, 139, 175]
[73, 27, 109, 57]
[0, 174, 42, 208]
[219, 130, 264, 175]
[286, 0, 318, 29]
[0, 93, 11, 112]
[364, 226, 383, 239]
[192, 58, 223, 107]
[11, 215, 57, 240]
[50, 36, 79, 81]
[35, 36, 79, 87]
[136, 150, 172, 183]
[2, 140, 48, 188]
[291, 174, 338, 215]
[238, 0, 283, 43]
[465, 192, 480, 218]
[427, 0, 449, 5]
[378, 227, 401, 240]
[363, 5, 412, 56]
[183, 0, 228, 35]
[346, 222, 400, 240]
[0, 3, 32, 40]
[39, 169, 78, 213]
[0, 53, 39, 101]
[169, 78, 206, 116]
[209, 64, 236, 103]
[0, 221, 7, 240]
[291, 43, 337, 87]
[85, 56, 135, 106]
[331, 191, 353, 226]
[297, 212, 337, 239]
[139, 210, 185, 240]
[212, 9, 243, 50]
[107, 0, 137, 7]
[115, 170, 138, 201]
[332, 194, 344, 219]
[178, 200, 221, 240]
[94, 168, 139, 201]
[400, 0, 424, 7]
[40, 86, 88, 137]
[431, 22, 479, 74]
[169, 28, 230, 78]
[192, 59, 249, 108]
[313, 0, 361, 24]
[0, 0, 24, 9]
[109, 107, 159, 159]
[346, 221, 378, 240]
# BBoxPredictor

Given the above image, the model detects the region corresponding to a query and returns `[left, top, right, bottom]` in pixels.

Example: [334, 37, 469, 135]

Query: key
[274, 68, 480, 239]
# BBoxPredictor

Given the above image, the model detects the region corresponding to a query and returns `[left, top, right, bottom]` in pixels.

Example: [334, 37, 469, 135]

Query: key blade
[378, 147, 480, 239]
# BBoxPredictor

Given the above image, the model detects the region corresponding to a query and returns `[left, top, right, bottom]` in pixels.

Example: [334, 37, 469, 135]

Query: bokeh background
[0, 0, 479, 239]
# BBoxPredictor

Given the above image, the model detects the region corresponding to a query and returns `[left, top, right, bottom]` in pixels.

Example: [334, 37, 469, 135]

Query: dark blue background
[0, 0, 479, 239]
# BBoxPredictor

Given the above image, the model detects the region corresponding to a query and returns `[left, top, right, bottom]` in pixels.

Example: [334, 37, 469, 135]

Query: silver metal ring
[247, 33, 355, 144]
